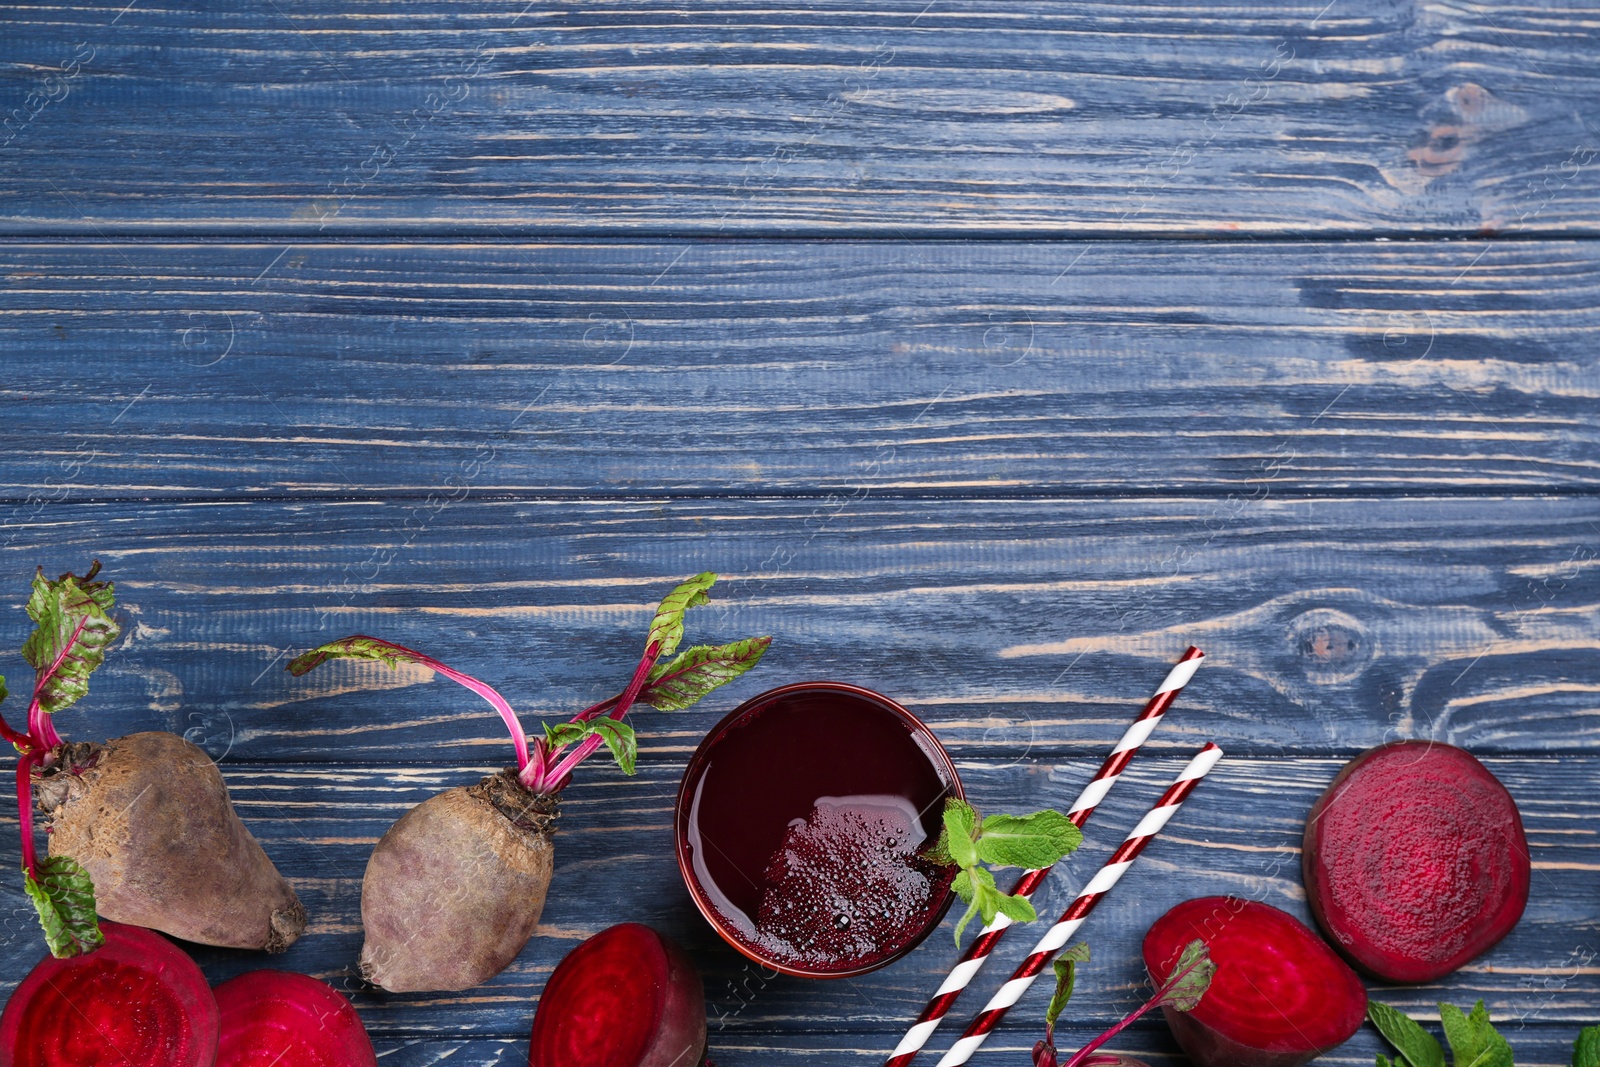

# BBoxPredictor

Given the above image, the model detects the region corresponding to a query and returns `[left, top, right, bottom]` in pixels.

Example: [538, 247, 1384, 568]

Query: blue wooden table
[2, 2, 1597, 1063]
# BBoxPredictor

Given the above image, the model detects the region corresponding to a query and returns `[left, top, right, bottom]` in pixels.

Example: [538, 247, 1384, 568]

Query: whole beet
[36, 731, 306, 952]
[359, 769, 556, 992]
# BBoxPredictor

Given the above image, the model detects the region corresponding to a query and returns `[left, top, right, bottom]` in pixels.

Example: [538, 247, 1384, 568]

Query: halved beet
[529, 923, 706, 1067]
[0, 921, 219, 1067]
[1303, 740, 1530, 984]
[1143, 898, 1366, 1067]
[213, 971, 376, 1067]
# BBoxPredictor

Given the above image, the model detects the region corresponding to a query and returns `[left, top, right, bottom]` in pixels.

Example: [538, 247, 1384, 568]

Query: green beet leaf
[589, 718, 638, 776]
[640, 637, 772, 711]
[23, 563, 120, 716]
[542, 721, 590, 749]
[645, 572, 716, 659]
[1045, 943, 1092, 1033]
[1369, 1002, 1447, 1067]
[1574, 1026, 1600, 1067]
[286, 635, 414, 675]
[1156, 939, 1215, 1012]
[24, 855, 103, 959]
[975, 810, 1082, 870]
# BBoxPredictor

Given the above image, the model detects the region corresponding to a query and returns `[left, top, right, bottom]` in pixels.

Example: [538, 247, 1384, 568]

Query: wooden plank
[1, 496, 1594, 761]
[2, 240, 1598, 495]
[1, 1, 1598, 235]
[2, 757, 1595, 1048]
[362, 1028, 1600, 1067]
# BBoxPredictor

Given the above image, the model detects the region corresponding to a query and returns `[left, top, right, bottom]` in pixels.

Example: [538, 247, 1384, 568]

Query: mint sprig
[23, 562, 120, 717]
[23, 851, 103, 959]
[1370, 1000, 1514, 1067]
[927, 797, 1083, 945]
[1574, 1026, 1600, 1067]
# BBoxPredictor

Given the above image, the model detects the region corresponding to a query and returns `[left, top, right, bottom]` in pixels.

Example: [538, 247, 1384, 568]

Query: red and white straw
[934, 742, 1226, 1066]
[884, 647, 1205, 1067]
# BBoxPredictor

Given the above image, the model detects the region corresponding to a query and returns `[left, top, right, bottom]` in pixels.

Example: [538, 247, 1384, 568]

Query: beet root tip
[359, 770, 557, 992]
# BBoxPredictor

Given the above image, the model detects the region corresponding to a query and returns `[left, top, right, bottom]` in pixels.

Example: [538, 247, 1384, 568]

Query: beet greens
[288, 572, 769, 793]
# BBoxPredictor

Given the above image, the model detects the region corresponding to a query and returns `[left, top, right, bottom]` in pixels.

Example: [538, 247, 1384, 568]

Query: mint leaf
[646, 573, 716, 659]
[941, 799, 980, 869]
[1369, 1002, 1447, 1067]
[0, 675, 8, 705]
[990, 883, 1037, 924]
[1045, 943, 1092, 1032]
[1379, 1057, 1397, 1067]
[286, 635, 416, 675]
[1156, 939, 1215, 1012]
[951, 864, 996, 945]
[1574, 1026, 1600, 1067]
[975, 810, 1082, 870]
[1440, 1001, 1512, 1067]
[590, 718, 637, 776]
[24, 855, 103, 959]
[639, 637, 771, 711]
[22, 563, 120, 716]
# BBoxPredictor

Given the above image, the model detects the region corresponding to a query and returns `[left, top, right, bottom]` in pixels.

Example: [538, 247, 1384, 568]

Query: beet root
[0, 921, 220, 1067]
[1303, 740, 1530, 984]
[529, 923, 707, 1067]
[1143, 897, 1366, 1067]
[35, 731, 306, 952]
[359, 769, 556, 992]
[214, 970, 376, 1067]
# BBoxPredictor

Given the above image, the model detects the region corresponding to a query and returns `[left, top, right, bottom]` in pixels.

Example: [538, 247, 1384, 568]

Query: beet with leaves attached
[289, 573, 769, 992]
[1142, 898, 1366, 1067]
[2, 563, 304, 960]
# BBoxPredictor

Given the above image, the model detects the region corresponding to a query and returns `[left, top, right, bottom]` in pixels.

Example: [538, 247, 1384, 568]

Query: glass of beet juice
[675, 681, 962, 978]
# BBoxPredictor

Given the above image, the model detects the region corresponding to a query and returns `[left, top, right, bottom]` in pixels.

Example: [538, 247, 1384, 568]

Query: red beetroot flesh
[529, 923, 706, 1067]
[1303, 740, 1530, 983]
[0, 921, 219, 1067]
[1143, 898, 1366, 1067]
[214, 971, 376, 1067]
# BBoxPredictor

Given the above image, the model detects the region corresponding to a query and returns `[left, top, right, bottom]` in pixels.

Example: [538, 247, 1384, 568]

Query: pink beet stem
[15, 749, 40, 875]
[1058, 953, 1208, 1067]
[27, 615, 89, 751]
[531, 640, 661, 792]
[344, 638, 532, 771]
[0, 714, 30, 750]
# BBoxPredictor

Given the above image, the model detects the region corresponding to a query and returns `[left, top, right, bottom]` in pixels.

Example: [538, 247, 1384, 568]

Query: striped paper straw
[935, 742, 1226, 1067]
[884, 647, 1205, 1067]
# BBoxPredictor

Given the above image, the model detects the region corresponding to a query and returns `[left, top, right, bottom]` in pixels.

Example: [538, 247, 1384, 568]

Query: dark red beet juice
[676, 683, 960, 976]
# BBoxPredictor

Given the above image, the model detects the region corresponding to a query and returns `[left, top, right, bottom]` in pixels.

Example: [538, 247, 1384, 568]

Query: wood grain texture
[2, 239, 1598, 496]
[0, 497, 1594, 763]
[2, 758, 1595, 1051]
[0, 1, 1598, 235]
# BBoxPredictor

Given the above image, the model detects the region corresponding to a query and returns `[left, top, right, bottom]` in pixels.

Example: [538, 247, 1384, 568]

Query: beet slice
[213, 971, 376, 1067]
[529, 923, 706, 1067]
[1303, 740, 1530, 984]
[1143, 898, 1366, 1067]
[0, 921, 219, 1067]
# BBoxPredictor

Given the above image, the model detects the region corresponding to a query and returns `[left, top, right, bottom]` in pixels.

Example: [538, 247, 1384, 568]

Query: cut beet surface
[1303, 740, 1531, 984]
[0, 921, 219, 1067]
[213, 971, 376, 1067]
[529, 923, 706, 1067]
[1143, 898, 1366, 1067]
